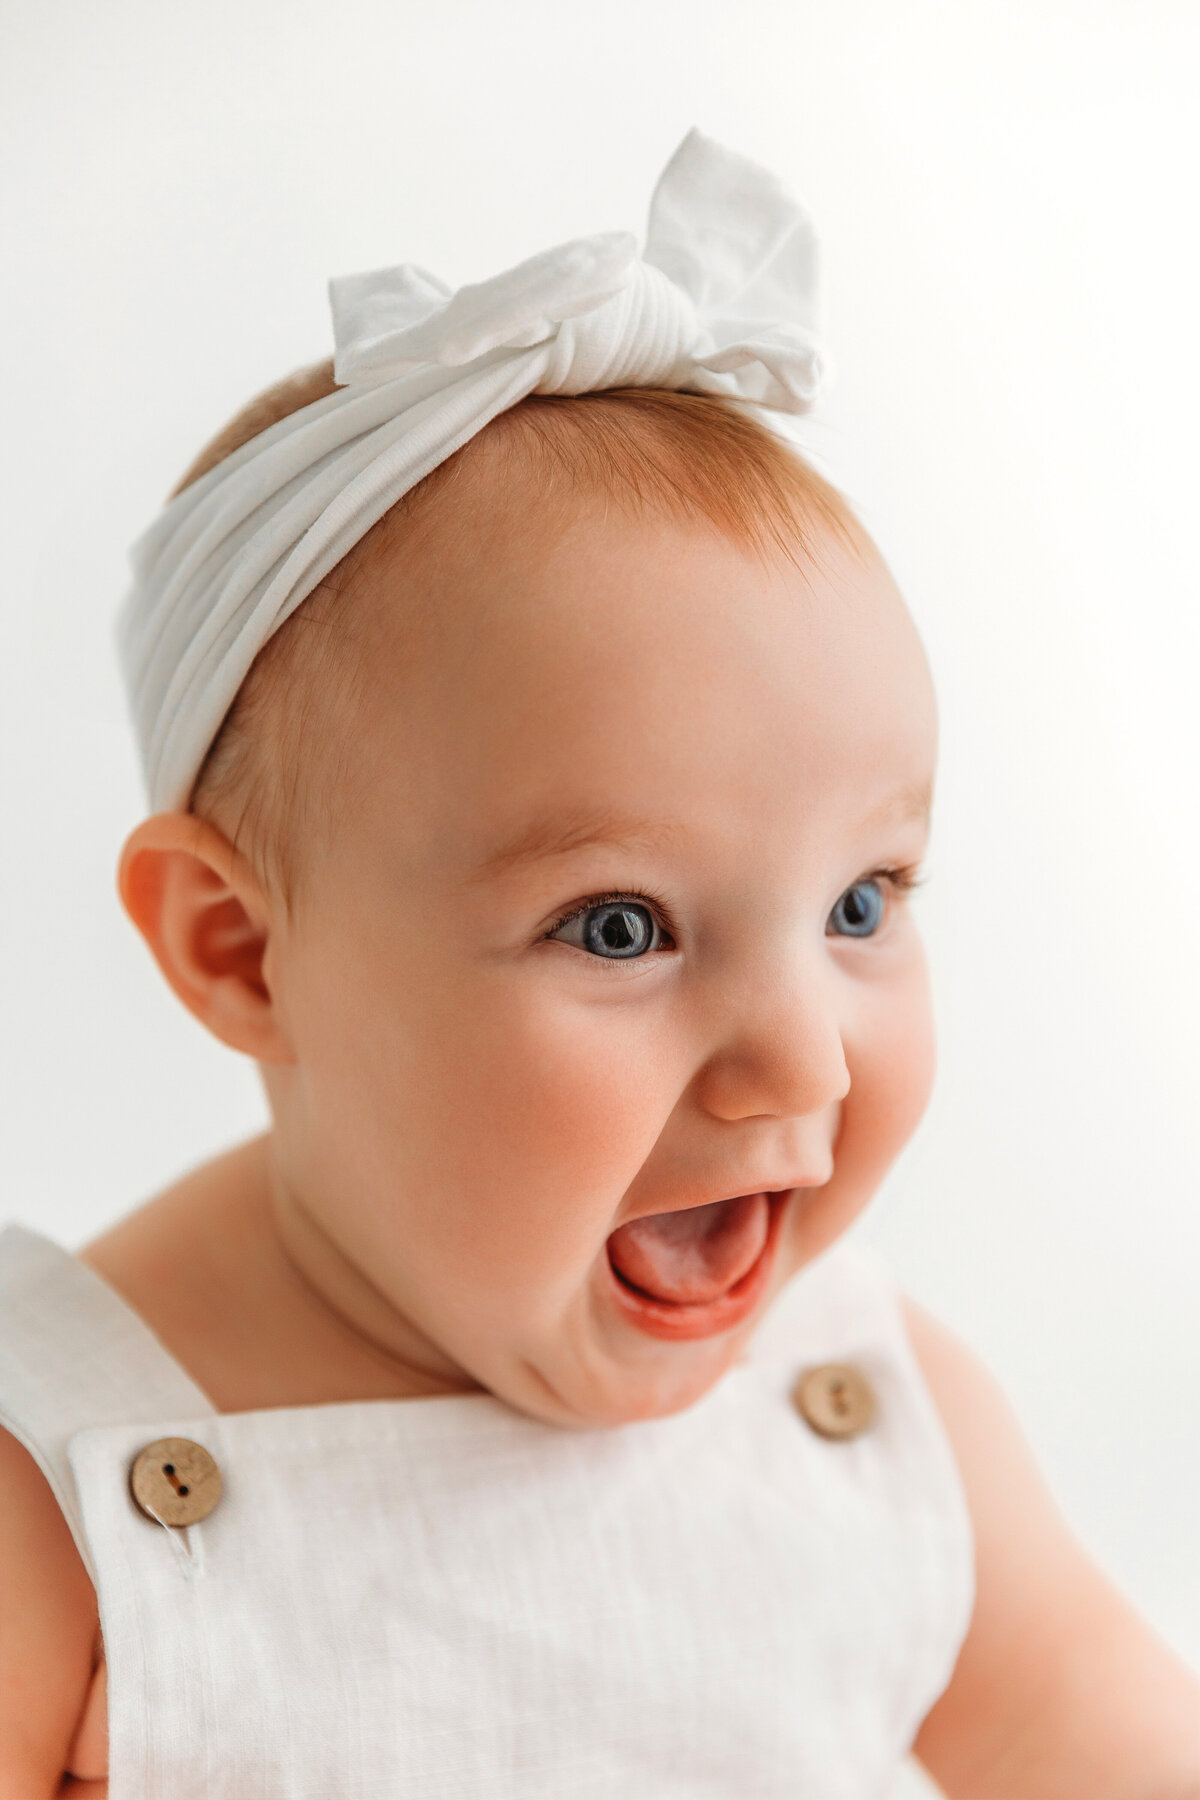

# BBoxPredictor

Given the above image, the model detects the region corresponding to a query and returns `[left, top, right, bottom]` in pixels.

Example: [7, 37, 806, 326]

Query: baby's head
[118, 132, 938, 1428]
[122, 369, 937, 1428]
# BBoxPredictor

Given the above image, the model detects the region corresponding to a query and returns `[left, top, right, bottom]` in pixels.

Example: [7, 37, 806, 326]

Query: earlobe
[118, 813, 294, 1064]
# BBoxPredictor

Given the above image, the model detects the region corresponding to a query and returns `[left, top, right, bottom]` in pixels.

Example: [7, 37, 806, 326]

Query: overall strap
[0, 1223, 216, 1582]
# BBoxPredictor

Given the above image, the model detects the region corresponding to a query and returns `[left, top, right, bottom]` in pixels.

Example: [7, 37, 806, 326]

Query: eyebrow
[468, 808, 688, 882]
[857, 778, 934, 834]
[470, 780, 932, 883]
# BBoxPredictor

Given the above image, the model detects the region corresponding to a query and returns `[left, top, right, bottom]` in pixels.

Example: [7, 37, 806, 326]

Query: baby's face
[263, 480, 938, 1427]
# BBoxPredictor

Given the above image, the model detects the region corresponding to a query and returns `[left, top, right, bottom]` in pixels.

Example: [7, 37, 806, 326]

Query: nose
[693, 958, 852, 1124]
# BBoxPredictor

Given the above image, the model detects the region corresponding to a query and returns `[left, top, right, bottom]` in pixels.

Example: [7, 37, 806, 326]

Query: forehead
[352, 494, 937, 864]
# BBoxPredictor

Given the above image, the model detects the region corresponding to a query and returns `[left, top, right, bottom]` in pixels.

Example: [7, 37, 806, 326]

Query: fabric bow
[118, 130, 828, 815]
[331, 129, 824, 412]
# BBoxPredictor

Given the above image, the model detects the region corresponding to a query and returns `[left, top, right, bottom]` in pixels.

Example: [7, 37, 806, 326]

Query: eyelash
[541, 865, 927, 945]
[873, 863, 927, 897]
[543, 888, 681, 945]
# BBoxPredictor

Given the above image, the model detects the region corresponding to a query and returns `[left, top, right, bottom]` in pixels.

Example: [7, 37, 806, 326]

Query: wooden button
[129, 1437, 222, 1528]
[793, 1363, 877, 1440]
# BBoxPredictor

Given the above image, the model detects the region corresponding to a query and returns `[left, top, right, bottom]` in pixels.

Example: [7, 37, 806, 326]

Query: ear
[118, 813, 294, 1065]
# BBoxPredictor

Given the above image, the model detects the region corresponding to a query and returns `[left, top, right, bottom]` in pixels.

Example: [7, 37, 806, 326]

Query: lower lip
[603, 1191, 790, 1341]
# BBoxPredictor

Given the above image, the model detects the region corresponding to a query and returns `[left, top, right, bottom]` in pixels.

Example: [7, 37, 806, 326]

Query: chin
[512, 1326, 759, 1432]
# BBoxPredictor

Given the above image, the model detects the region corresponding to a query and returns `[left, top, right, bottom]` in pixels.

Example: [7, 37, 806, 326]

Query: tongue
[607, 1193, 770, 1305]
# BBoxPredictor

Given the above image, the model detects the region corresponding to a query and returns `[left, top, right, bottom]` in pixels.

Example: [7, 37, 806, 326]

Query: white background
[2, 0, 1197, 1700]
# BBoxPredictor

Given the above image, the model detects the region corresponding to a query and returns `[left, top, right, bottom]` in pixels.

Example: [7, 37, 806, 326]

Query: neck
[81, 1134, 480, 1412]
[264, 1138, 478, 1401]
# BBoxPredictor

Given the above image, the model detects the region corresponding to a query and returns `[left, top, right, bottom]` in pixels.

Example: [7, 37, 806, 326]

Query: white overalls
[0, 1222, 972, 1798]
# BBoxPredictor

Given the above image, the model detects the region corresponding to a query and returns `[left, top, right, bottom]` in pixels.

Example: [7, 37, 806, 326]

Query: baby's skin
[2, 453, 1198, 1796]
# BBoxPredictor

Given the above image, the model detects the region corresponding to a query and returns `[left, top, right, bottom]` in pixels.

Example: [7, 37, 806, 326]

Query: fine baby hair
[0, 128, 1197, 1800]
[176, 379, 867, 901]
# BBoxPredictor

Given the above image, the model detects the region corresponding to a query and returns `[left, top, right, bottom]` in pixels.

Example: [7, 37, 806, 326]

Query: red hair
[177, 361, 874, 903]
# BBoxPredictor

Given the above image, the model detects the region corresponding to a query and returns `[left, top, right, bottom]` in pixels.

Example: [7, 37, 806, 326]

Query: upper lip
[614, 1176, 828, 1230]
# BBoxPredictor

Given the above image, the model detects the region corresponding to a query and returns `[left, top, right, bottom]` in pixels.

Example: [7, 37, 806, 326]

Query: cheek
[863, 954, 936, 1130]
[298, 946, 681, 1267]
[426, 977, 681, 1210]
[795, 944, 936, 1259]
[843, 944, 937, 1175]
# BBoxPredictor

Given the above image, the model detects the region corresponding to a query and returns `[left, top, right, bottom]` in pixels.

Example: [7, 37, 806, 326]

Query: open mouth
[604, 1191, 790, 1341]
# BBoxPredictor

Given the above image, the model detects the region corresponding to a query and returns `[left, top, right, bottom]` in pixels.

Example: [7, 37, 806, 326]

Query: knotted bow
[331, 131, 822, 408]
[118, 130, 827, 812]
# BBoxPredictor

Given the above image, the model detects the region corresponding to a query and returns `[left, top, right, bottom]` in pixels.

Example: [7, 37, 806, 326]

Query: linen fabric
[0, 1222, 972, 1798]
[116, 129, 827, 812]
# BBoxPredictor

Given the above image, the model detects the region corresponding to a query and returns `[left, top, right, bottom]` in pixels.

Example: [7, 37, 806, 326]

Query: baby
[1, 132, 1197, 1799]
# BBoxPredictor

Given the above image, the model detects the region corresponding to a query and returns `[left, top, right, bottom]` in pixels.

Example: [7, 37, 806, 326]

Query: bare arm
[903, 1299, 1200, 1800]
[0, 1426, 104, 1799]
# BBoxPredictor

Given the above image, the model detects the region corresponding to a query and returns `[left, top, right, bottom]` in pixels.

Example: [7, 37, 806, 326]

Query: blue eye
[550, 900, 662, 959]
[828, 879, 885, 938]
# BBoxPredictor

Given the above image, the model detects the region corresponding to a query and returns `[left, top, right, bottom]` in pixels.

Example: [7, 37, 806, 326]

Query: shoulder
[0, 1423, 102, 1796]
[901, 1298, 1200, 1799]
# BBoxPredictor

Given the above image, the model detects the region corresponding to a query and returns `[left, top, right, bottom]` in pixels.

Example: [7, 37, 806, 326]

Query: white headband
[117, 129, 826, 812]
